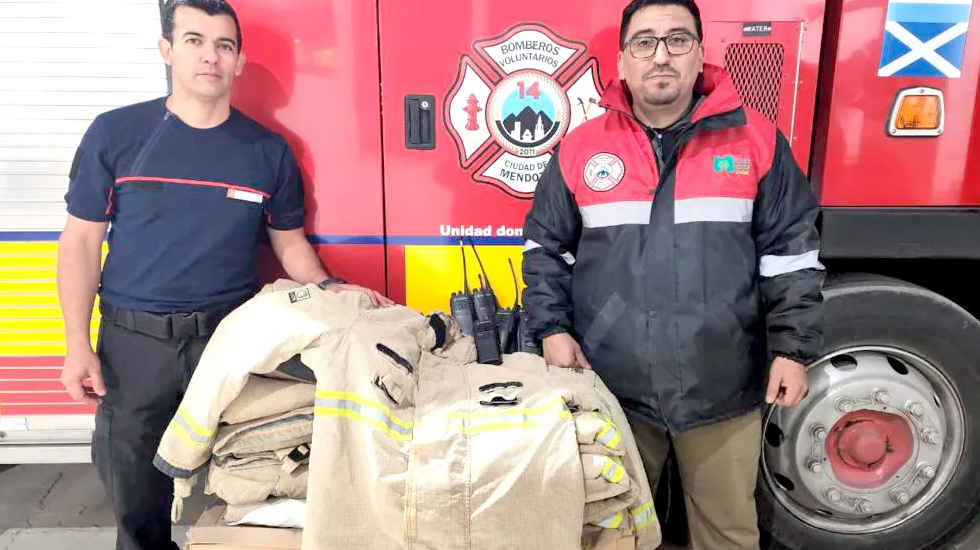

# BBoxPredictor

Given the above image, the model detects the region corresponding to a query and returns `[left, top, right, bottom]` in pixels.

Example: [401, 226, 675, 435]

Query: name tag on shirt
[227, 188, 264, 204]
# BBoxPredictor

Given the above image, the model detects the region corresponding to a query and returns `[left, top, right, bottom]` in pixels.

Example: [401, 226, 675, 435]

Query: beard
[641, 79, 682, 106]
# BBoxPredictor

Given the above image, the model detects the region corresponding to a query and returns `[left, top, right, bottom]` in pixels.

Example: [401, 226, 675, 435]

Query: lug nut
[892, 491, 910, 505]
[826, 488, 842, 503]
[808, 460, 824, 474]
[857, 500, 873, 514]
[874, 390, 890, 404]
[909, 402, 925, 417]
[838, 399, 855, 413]
[813, 426, 827, 440]
[920, 465, 936, 479]
[921, 429, 941, 445]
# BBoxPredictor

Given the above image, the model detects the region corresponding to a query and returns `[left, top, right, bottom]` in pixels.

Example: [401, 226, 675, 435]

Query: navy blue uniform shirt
[65, 98, 305, 312]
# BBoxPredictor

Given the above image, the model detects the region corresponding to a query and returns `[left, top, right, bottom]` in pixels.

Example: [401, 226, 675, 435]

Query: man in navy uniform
[57, 2, 390, 548]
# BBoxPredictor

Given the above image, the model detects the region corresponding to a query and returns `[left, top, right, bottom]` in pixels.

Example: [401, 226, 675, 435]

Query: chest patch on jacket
[584, 153, 625, 192]
[712, 154, 752, 176]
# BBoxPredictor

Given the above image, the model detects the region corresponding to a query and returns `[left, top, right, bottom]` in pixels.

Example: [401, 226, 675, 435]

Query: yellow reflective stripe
[448, 398, 571, 434]
[631, 500, 657, 530]
[601, 457, 626, 483]
[417, 397, 572, 435]
[601, 458, 614, 478]
[596, 510, 624, 529]
[462, 410, 573, 435]
[596, 420, 621, 450]
[316, 390, 413, 429]
[314, 406, 413, 441]
[167, 419, 208, 448]
[175, 408, 213, 438]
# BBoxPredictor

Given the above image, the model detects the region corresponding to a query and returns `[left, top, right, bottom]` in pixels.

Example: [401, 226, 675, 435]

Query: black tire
[758, 274, 980, 550]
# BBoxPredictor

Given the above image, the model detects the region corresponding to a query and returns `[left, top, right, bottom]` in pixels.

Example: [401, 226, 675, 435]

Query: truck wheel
[758, 274, 980, 549]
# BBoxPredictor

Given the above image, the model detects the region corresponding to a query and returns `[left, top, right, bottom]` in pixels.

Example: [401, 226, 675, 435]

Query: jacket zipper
[639, 108, 742, 433]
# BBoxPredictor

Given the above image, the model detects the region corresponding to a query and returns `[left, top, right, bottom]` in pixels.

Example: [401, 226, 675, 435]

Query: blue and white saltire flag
[878, 0, 974, 78]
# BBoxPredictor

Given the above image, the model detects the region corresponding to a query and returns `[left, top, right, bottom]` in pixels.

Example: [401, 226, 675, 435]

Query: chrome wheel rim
[761, 346, 966, 534]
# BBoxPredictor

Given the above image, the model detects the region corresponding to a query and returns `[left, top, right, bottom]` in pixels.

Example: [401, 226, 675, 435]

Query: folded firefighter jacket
[206, 409, 312, 506]
[155, 281, 661, 550]
[201, 375, 315, 506]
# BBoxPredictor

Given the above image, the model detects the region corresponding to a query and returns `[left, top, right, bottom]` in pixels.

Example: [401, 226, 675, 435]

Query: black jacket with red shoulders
[522, 65, 824, 431]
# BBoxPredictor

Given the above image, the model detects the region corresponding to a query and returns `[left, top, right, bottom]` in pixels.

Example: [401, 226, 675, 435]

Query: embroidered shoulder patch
[584, 152, 625, 192]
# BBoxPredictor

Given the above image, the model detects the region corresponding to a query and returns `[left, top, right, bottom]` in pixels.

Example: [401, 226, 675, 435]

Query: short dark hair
[162, 0, 243, 52]
[619, 0, 703, 49]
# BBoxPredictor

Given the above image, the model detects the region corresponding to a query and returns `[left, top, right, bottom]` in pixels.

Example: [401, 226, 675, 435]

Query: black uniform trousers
[93, 301, 235, 550]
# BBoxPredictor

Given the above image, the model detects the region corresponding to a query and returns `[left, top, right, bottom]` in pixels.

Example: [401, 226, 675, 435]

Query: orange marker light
[888, 87, 944, 137]
[895, 95, 941, 130]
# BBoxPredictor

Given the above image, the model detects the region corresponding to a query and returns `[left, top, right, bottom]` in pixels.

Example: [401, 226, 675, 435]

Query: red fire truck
[0, 0, 978, 547]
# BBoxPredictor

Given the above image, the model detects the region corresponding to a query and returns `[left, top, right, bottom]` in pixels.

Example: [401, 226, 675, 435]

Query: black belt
[99, 300, 240, 340]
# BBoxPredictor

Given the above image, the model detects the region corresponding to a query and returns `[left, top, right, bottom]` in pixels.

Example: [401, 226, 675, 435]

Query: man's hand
[542, 332, 592, 369]
[765, 356, 808, 407]
[60, 348, 106, 405]
[326, 283, 394, 307]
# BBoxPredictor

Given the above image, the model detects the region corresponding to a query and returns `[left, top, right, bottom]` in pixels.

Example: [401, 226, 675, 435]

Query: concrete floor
[0, 527, 188, 550]
[0, 463, 214, 550]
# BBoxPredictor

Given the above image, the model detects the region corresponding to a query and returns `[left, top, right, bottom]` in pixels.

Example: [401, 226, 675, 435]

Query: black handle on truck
[405, 94, 435, 150]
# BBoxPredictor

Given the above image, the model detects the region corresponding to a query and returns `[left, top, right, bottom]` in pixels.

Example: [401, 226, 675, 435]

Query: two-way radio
[448, 238, 542, 362]
[469, 240, 503, 365]
[494, 258, 521, 353]
[449, 240, 476, 336]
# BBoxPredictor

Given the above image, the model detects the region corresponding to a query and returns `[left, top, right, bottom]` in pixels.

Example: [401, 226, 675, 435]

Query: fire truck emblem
[584, 153, 625, 192]
[445, 23, 606, 199]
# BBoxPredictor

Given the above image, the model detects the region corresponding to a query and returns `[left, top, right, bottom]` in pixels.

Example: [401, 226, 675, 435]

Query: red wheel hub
[826, 410, 915, 489]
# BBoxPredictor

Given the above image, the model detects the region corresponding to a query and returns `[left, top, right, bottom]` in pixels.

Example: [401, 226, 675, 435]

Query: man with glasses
[522, 0, 824, 547]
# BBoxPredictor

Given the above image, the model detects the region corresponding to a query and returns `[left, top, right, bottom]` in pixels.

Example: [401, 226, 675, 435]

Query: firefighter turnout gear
[155, 281, 661, 549]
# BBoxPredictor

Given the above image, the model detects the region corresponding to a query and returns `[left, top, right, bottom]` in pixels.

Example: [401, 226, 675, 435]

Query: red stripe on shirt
[114, 176, 271, 199]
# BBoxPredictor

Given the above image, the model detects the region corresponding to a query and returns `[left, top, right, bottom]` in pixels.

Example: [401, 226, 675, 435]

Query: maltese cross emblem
[444, 23, 606, 199]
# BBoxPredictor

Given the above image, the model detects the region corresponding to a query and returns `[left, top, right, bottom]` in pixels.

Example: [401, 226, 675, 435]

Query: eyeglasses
[627, 32, 698, 59]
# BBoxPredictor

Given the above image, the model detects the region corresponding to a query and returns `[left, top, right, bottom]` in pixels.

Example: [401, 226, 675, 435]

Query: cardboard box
[185, 505, 302, 550]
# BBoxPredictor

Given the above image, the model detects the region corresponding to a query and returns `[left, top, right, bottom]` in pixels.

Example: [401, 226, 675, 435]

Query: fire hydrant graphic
[463, 93, 483, 131]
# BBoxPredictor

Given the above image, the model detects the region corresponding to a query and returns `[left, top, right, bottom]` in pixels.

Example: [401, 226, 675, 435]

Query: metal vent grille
[724, 43, 784, 124]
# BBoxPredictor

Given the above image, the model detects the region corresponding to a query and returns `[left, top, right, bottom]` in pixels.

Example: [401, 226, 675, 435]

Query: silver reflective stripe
[759, 250, 824, 277]
[580, 201, 652, 228]
[314, 397, 414, 438]
[523, 239, 575, 265]
[597, 511, 624, 529]
[674, 197, 754, 224]
[523, 240, 542, 252]
[172, 415, 211, 446]
[631, 501, 657, 529]
[595, 421, 621, 449]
